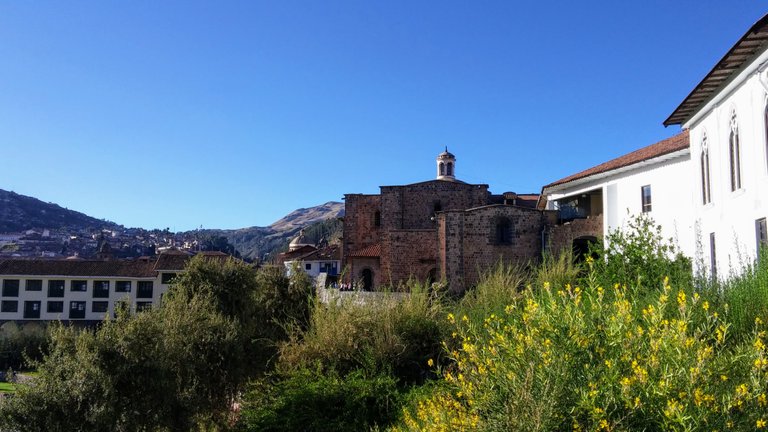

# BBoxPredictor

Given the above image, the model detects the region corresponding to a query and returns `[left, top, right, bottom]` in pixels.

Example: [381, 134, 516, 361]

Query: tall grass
[720, 249, 768, 339]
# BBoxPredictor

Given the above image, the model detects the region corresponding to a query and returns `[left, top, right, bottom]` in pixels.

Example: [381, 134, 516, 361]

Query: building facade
[342, 149, 544, 292]
[0, 250, 227, 323]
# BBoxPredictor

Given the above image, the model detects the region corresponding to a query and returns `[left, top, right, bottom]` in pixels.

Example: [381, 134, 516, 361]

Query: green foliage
[0, 322, 47, 370]
[0, 256, 311, 431]
[239, 368, 401, 432]
[590, 213, 692, 292]
[721, 249, 768, 339]
[277, 281, 445, 384]
[534, 249, 581, 291]
[393, 265, 768, 431]
[455, 261, 528, 325]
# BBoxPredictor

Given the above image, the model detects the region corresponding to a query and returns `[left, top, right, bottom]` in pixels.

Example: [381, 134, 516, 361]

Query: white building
[540, 131, 695, 259]
[541, 14, 768, 280]
[665, 14, 768, 278]
[0, 250, 228, 323]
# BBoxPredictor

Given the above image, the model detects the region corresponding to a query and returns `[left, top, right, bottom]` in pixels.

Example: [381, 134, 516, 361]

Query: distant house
[279, 230, 341, 278]
[0, 250, 230, 323]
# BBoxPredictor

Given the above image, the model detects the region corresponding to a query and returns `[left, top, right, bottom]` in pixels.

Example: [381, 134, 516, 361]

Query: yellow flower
[758, 419, 766, 429]
[427, 358, 434, 367]
[702, 301, 709, 311]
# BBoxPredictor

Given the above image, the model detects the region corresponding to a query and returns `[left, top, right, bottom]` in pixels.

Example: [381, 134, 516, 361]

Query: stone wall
[380, 181, 489, 230]
[381, 229, 437, 289]
[547, 215, 603, 255]
[439, 205, 547, 292]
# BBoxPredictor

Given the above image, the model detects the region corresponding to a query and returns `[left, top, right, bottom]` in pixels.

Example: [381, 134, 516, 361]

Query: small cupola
[436, 147, 456, 180]
[288, 229, 313, 252]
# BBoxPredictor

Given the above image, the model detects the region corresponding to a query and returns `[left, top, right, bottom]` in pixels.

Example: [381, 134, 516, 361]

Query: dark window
[115, 281, 131, 292]
[439, 162, 445, 176]
[730, 114, 742, 191]
[48, 280, 65, 297]
[433, 201, 442, 213]
[137, 281, 154, 299]
[757, 218, 768, 254]
[136, 302, 152, 312]
[305, 263, 311, 270]
[710, 233, 717, 279]
[23, 301, 40, 319]
[47, 301, 64, 313]
[1, 301, 17, 313]
[92, 301, 108, 313]
[446, 162, 453, 176]
[492, 217, 514, 245]
[361, 269, 373, 291]
[70, 280, 87, 292]
[69, 301, 86, 319]
[2, 280, 19, 297]
[161, 273, 177, 284]
[701, 137, 711, 205]
[374, 211, 381, 227]
[93, 281, 109, 298]
[25, 279, 42, 291]
[641, 185, 652, 213]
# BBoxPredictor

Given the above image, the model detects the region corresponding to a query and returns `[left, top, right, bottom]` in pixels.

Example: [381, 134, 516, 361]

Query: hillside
[0, 189, 119, 232]
[201, 202, 344, 261]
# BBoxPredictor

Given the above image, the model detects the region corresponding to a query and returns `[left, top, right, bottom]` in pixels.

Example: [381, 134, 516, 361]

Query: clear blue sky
[2, 2, 765, 231]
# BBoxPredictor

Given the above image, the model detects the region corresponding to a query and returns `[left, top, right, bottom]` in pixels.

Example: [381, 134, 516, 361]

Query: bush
[278, 281, 446, 384]
[720, 249, 768, 340]
[239, 368, 401, 432]
[591, 214, 691, 293]
[393, 267, 768, 431]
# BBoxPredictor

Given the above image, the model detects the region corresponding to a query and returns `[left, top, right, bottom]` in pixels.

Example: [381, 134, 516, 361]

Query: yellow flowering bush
[393, 266, 768, 431]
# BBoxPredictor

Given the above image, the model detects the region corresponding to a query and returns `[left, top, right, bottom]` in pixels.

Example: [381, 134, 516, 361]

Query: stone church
[341, 150, 552, 292]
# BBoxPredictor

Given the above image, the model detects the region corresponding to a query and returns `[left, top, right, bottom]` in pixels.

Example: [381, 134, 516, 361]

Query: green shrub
[720, 249, 768, 340]
[239, 368, 401, 432]
[278, 281, 445, 384]
[591, 214, 692, 293]
[393, 267, 768, 431]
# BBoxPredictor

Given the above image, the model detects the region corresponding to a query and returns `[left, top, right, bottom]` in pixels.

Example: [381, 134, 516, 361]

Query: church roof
[543, 130, 689, 190]
[348, 243, 381, 258]
[665, 14, 768, 126]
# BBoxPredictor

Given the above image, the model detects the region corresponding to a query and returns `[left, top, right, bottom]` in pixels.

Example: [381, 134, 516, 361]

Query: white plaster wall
[686, 55, 768, 277]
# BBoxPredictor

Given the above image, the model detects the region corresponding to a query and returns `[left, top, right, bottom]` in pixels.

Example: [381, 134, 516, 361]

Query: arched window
[701, 134, 711, 205]
[374, 211, 381, 227]
[729, 112, 742, 191]
[433, 201, 442, 213]
[439, 162, 445, 176]
[491, 216, 513, 245]
[446, 162, 453, 176]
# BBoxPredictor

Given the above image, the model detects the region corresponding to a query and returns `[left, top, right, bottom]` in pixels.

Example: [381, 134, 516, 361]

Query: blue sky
[2, 2, 765, 231]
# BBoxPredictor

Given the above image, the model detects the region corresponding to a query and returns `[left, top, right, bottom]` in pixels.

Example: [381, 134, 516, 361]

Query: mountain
[199, 202, 344, 261]
[0, 188, 344, 261]
[0, 189, 119, 232]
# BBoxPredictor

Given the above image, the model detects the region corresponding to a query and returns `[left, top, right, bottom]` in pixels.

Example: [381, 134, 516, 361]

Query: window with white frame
[641, 185, 652, 213]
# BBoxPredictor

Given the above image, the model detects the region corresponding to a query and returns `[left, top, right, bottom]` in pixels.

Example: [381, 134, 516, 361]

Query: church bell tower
[436, 147, 456, 180]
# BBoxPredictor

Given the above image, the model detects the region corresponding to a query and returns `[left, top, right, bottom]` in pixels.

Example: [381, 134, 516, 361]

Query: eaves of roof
[664, 14, 768, 126]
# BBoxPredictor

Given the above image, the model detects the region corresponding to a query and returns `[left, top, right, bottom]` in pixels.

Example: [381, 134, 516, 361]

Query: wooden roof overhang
[664, 14, 768, 126]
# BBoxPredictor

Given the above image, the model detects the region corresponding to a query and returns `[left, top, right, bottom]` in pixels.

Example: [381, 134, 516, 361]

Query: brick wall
[439, 205, 547, 292]
[547, 215, 604, 255]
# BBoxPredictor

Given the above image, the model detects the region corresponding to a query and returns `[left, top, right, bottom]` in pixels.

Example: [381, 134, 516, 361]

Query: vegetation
[6, 214, 768, 431]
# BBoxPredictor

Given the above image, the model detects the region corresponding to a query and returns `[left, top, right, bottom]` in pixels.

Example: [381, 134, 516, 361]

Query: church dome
[288, 229, 313, 251]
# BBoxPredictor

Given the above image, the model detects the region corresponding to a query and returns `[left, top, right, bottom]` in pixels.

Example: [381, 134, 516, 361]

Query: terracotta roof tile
[348, 243, 381, 258]
[0, 259, 157, 278]
[544, 131, 689, 189]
